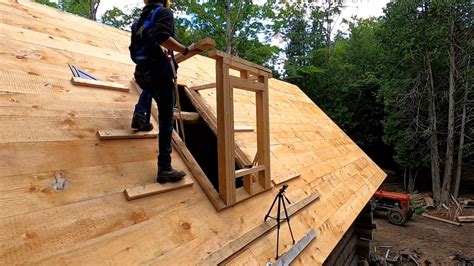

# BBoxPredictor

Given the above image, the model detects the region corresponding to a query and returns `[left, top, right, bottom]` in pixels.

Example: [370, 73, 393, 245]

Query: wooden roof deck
[0, 0, 386, 264]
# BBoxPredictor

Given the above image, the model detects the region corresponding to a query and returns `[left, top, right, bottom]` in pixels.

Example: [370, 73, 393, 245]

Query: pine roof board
[0, 0, 386, 265]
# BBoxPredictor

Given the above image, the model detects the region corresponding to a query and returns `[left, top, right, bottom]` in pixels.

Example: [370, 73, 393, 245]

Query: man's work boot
[131, 112, 154, 131]
[157, 168, 186, 184]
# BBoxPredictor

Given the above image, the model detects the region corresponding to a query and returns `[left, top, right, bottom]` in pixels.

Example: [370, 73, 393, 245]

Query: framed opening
[175, 86, 243, 191]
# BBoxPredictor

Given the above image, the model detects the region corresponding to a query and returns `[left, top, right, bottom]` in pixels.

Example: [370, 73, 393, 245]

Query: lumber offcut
[235, 125, 254, 132]
[124, 178, 194, 200]
[174, 111, 201, 123]
[421, 213, 461, 226]
[97, 129, 158, 140]
[457, 216, 474, 222]
[272, 172, 301, 186]
[175, 38, 216, 63]
[71, 77, 129, 91]
[201, 192, 320, 265]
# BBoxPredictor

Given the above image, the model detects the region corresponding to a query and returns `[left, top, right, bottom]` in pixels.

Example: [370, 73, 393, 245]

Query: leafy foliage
[101, 7, 141, 30]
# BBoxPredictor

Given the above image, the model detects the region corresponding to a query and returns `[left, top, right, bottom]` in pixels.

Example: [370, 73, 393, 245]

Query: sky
[97, 0, 391, 29]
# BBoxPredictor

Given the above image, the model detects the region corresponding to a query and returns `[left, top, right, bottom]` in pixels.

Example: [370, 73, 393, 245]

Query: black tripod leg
[264, 194, 279, 221]
[275, 195, 282, 259]
[282, 197, 295, 244]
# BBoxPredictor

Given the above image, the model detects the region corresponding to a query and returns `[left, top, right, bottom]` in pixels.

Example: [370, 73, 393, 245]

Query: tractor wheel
[388, 207, 407, 226]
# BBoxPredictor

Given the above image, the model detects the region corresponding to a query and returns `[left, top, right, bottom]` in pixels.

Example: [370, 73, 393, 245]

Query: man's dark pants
[134, 66, 175, 171]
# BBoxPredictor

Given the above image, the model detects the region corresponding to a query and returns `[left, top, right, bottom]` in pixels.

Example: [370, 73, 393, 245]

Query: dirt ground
[373, 214, 474, 264]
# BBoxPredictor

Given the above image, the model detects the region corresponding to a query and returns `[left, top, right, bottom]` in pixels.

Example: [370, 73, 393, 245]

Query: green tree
[34, 0, 58, 8]
[174, 0, 278, 68]
[34, 0, 101, 21]
[101, 6, 141, 30]
[377, 0, 472, 203]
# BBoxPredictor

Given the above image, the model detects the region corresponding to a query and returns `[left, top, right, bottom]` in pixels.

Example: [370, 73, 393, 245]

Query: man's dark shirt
[129, 4, 178, 79]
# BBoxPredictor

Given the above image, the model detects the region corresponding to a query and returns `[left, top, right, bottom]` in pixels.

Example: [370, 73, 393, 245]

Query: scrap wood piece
[463, 199, 474, 206]
[189, 83, 216, 91]
[272, 171, 301, 186]
[97, 129, 157, 140]
[174, 111, 201, 123]
[421, 213, 461, 226]
[201, 192, 320, 265]
[457, 216, 474, 223]
[451, 194, 462, 211]
[175, 38, 216, 63]
[124, 177, 194, 200]
[424, 197, 435, 209]
[272, 229, 317, 266]
[71, 77, 129, 91]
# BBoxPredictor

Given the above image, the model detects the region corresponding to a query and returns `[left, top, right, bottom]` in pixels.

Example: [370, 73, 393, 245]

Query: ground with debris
[373, 214, 474, 264]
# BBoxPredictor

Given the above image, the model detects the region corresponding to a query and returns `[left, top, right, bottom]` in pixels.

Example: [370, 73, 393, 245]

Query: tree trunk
[408, 168, 418, 194]
[426, 52, 441, 204]
[441, 24, 456, 205]
[453, 57, 470, 198]
[224, 0, 232, 54]
[89, 0, 100, 21]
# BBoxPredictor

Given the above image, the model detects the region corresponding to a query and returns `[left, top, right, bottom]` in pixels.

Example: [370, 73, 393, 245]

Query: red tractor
[372, 190, 413, 226]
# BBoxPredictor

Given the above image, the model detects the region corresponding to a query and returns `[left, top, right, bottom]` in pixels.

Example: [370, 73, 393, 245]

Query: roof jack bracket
[68, 63, 98, 80]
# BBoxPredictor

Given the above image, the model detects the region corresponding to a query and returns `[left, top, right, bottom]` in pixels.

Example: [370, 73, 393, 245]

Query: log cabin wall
[323, 203, 374, 265]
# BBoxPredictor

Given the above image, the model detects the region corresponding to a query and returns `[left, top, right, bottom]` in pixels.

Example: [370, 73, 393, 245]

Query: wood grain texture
[97, 129, 158, 140]
[71, 77, 129, 91]
[0, 1, 387, 264]
[201, 192, 320, 265]
[124, 177, 194, 200]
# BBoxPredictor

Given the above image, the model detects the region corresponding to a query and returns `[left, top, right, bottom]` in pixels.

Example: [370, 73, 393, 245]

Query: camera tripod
[264, 184, 295, 259]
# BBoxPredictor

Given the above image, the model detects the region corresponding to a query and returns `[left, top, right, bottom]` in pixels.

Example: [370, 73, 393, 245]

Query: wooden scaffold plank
[71, 77, 129, 91]
[97, 129, 158, 140]
[124, 177, 194, 201]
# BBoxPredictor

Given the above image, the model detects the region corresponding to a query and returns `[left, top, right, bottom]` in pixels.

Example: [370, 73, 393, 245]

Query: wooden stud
[256, 75, 271, 189]
[208, 50, 273, 74]
[200, 192, 320, 265]
[71, 77, 129, 91]
[174, 111, 201, 123]
[96, 129, 157, 140]
[229, 76, 265, 92]
[216, 58, 236, 205]
[235, 125, 254, 132]
[235, 166, 265, 179]
[124, 178, 194, 201]
[240, 70, 250, 79]
[235, 182, 267, 204]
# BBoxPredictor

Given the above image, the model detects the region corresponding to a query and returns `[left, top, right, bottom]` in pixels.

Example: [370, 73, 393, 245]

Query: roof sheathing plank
[0, 1, 386, 265]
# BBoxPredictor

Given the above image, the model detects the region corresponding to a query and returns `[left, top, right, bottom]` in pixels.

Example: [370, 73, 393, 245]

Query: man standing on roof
[129, 0, 193, 183]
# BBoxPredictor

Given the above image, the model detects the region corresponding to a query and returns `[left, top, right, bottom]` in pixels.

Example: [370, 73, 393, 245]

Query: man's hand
[186, 43, 198, 54]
